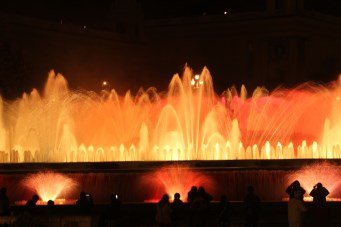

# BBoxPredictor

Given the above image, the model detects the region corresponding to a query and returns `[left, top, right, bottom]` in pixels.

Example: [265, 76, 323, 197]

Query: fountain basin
[0, 160, 340, 203]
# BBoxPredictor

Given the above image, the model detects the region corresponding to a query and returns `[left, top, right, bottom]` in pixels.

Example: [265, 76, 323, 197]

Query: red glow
[142, 165, 214, 202]
[22, 171, 78, 202]
[15, 199, 77, 206]
[288, 162, 341, 198]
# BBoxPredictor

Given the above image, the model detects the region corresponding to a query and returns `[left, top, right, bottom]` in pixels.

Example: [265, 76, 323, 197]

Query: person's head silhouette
[293, 180, 300, 188]
[47, 200, 54, 207]
[174, 193, 180, 200]
[160, 193, 169, 203]
[198, 186, 206, 195]
[190, 186, 197, 192]
[316, 183, 323, 189]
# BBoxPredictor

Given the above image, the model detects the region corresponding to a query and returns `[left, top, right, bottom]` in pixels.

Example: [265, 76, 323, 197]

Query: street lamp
[191, 74, 204, 89]
[101, 80, 110, 92]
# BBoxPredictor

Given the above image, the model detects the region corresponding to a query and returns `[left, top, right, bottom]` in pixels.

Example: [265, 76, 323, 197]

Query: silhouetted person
[286, 180, 306, 201]
[25, 194, 39, 213]
[99, 194, 121, 227]
[310, 183, 329, 205]
[76, 191, 93, 214]
[46, 200, 55, 215]
[187, 186, 198, 204]
[198, 186, 213, 206]
[110, 193, 121, 219]
[16, 194, 40, 226]
[288, 191, 307, 227]
[47, 200, 54, 207]
[110, 193, 121, 211]
[0, 187, 10, 216]
[244, 186, 260, 227]
[189, 186, 212, 227]
[309, 183, 329, 227]
[218, 195, 230, 227]
[172, 192, 184, 225]
[156, 194, 172, 227]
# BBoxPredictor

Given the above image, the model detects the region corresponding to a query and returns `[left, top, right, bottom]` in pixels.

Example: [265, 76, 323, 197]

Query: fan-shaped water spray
[0, 67, 340, 162]
[287, 162, 341, 200]
[22, 171, 77, 202]
[141, 165, 214, 202]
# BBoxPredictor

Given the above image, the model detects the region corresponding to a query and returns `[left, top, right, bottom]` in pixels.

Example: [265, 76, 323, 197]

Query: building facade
[0, 0, 341, 98]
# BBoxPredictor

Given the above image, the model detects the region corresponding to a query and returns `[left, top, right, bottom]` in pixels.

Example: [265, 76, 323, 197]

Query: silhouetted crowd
[286, 180, 329, 227]
[152, 180, 330, 227]
[155, 185, 260, 227]
[0, 180, 333, 227]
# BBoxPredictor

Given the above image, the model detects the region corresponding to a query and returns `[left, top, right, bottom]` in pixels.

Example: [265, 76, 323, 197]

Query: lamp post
[101, 81, 110, 91]
[191, 74, 204, 89]
[101, 81, 111, 98]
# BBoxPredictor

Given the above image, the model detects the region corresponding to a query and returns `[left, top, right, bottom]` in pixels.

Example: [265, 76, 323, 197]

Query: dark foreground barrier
[0, 202, 340, 227]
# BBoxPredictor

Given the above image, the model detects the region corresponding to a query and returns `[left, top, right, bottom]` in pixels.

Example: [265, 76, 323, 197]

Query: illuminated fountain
[18, 171, 78, 205]
[0, 66, 340, 162]
[142, 165, 214, 202]
[287, 162, 341, 201]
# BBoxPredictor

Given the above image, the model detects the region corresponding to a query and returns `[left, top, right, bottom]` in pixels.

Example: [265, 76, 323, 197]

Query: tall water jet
[0, 97, 9, 162]
[321, 77, 341, 157]
[0, 67, 339, 162]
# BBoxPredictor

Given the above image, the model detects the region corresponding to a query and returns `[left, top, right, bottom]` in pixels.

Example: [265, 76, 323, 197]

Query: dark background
[1, 0, 341, 98]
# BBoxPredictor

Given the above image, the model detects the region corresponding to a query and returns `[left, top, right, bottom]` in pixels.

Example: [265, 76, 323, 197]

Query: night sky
[1, 1, 269, 22]
[2, 1, 341, 21]
[1, 0, 341, 98]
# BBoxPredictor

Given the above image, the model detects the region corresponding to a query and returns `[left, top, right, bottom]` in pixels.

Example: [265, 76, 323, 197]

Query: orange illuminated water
[22, 171, 77, 202]
[287, 162, 341, 199]
[0, 66, 340, 162]
[142, 165, 214, 202]
[15, 199, 77, 206]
